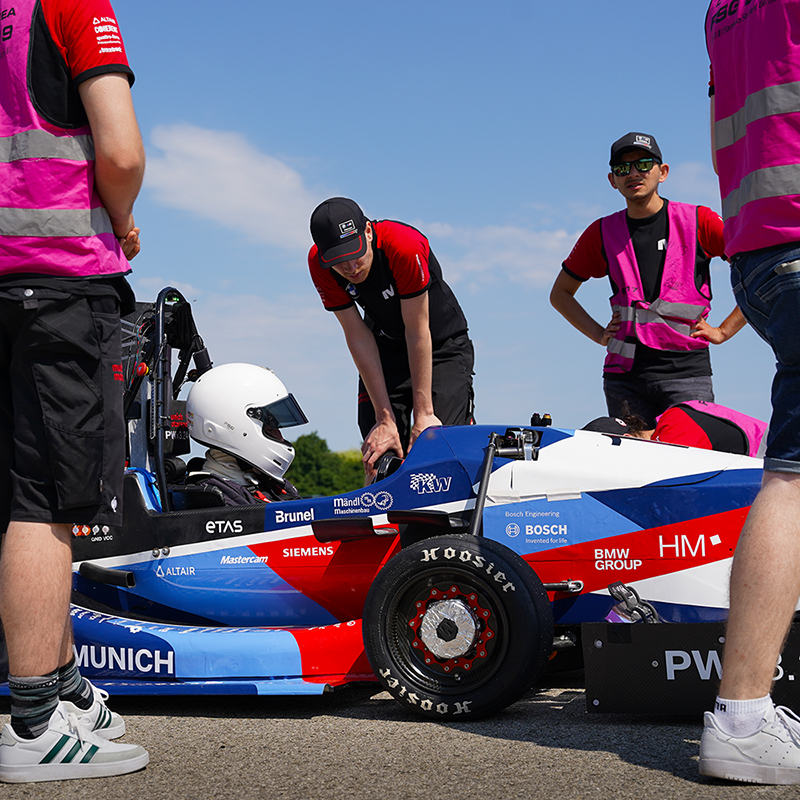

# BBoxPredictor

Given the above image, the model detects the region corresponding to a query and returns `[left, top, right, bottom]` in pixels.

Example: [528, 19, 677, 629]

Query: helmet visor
[247, 393, 308, 431]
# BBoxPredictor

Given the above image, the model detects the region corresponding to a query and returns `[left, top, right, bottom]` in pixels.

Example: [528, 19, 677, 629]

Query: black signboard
[583, 621, 800, 714]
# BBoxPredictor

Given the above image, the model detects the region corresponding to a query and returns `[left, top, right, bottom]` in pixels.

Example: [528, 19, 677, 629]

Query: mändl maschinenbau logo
[333, 491, 393, 515]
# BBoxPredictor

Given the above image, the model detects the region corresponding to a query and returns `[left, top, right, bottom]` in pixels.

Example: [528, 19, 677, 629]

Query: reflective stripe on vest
[0, 129, 95, 163]
[721, 163, 800, 221]
[706, 0, 800, 255]
[613, 304, 696, 337]
[601, 202, 710, 373]
[0, 207, 114, 238]
[714, 81, 800, 150]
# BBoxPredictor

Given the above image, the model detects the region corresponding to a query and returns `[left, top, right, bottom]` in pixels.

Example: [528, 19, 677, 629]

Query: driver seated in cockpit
[183, 363, 307, 506]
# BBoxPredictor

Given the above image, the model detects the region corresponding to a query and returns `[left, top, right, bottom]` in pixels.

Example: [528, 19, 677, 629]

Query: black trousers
[357, 332, 475, 452]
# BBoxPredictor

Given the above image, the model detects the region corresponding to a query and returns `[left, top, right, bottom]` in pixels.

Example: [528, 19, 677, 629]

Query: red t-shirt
[652, 407, 713, 450]
[563, 204, 725, 281]
[40, 0, 132, 83]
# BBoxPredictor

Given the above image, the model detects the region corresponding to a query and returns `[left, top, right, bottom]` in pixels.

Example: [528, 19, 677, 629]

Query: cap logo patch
[339, 219, 357, 238]
[634, 135, 651, 148]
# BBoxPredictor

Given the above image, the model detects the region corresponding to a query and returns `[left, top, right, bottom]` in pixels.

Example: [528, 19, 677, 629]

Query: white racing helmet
[186, 363, 308, 481]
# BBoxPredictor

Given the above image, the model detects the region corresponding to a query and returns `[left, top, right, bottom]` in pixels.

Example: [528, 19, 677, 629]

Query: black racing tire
[362, 534, 554, 720]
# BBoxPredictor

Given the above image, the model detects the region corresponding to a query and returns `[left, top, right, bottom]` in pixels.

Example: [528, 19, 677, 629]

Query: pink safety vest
[706, 0, 800, 257]
[601, 202, 711, 373]
[0, 0, 129, 277]
[662, 400, 768, 458]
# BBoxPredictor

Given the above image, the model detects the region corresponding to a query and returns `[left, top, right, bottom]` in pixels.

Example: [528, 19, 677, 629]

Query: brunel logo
[275, 508, 314, 524]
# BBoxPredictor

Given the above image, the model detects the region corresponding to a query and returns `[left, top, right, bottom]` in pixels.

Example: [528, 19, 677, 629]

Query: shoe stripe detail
[64, 740, 83, 762]
[80, 744, 99, 763]
[41, 734, 70, 763]
[99, 707, 111, 729]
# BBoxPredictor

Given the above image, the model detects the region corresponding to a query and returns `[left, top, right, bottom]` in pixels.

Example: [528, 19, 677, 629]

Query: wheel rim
[383, 567, 510, 694]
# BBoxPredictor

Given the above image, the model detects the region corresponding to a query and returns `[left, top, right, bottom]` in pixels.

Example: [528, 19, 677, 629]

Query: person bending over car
[582, 400, 767, 457]
[308, 197, 475, 481]
[184, 363, 306, 506]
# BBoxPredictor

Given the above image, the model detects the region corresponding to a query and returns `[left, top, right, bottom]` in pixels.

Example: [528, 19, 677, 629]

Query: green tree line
[285, 432, 363, 496]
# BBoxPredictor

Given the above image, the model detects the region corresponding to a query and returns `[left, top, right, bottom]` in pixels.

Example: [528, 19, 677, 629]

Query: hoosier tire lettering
[419, 546, 517, 592]
[378, 669, 473, 715]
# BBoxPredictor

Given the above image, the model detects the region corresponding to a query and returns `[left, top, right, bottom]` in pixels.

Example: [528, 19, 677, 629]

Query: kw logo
[409, 473, 452, 494]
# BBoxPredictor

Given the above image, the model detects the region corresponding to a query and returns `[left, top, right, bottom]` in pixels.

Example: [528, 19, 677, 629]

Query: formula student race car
[0, 288, 769, 719]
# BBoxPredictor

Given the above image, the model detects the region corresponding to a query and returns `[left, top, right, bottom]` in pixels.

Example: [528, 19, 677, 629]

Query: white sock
[713, 695, 773, 737]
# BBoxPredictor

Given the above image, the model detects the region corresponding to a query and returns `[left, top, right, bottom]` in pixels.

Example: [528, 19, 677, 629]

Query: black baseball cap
[582, 416, 630, 435]
[609, 132, 663, 166]
[310, 197, 369, 268]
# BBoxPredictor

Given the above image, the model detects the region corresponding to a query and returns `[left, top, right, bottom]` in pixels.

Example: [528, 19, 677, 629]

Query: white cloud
[145, 124, 320, 249]
[143, 124, 583, 291]
[133, 275, 205, 301]
[420, 222, 578, 289]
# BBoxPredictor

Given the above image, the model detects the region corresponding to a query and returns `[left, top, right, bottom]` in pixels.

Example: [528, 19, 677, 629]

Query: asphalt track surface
[1, 672, 796, 799]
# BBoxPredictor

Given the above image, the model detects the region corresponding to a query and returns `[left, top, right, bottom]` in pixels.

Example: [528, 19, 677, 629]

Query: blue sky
[114, 0, 775, 451]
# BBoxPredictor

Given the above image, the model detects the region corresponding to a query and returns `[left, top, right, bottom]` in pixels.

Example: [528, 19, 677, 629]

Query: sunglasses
[611, 158, 658, 177]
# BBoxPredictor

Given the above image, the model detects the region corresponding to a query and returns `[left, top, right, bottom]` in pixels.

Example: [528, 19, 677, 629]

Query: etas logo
[205, 520, 243, 534]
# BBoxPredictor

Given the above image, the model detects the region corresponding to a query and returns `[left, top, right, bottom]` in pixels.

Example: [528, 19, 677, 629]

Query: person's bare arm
[400, 293, 441, 449]
[334, 306, 404, 476]
[691, 305, 747, 343]
[78, 73, 145, 256]
[550, 269, 620, 345]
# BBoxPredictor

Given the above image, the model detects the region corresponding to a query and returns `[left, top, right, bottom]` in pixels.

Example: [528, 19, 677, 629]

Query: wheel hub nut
[419, 599, 478, 659]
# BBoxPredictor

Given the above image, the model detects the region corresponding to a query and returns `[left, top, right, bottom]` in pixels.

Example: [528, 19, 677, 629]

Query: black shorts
[357, 333, 475, 452]
[0, 282, 126, 529]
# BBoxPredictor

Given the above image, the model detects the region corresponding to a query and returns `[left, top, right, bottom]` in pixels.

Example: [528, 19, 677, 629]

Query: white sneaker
[61, 681, 125, 740]
[0, 703, 148, 783]
[700, 704, 800, 784]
